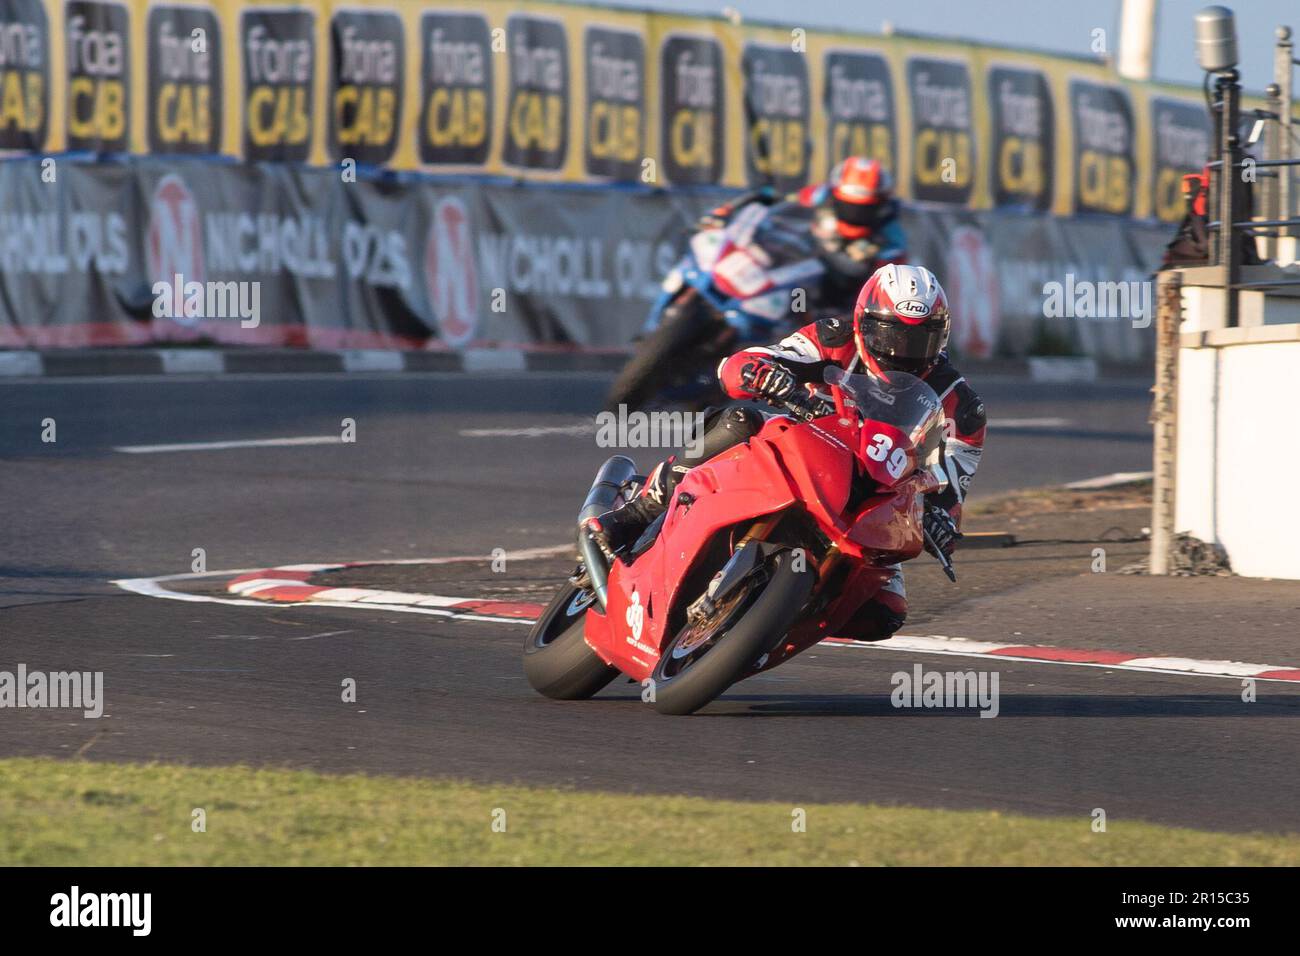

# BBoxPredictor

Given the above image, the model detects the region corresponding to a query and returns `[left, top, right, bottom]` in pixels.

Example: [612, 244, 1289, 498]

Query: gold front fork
[812, 544, 841, 594]
[735, 515, 779, 550]
[737, 516, 839, 592]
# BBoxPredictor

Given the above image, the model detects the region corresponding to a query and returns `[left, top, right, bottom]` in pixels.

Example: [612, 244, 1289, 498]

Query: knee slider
[879, 609, 906, 637]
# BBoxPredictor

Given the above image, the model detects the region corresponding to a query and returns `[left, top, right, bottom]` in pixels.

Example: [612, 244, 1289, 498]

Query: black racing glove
[923, 504, 962, 559]
[741, 359, 797, 403]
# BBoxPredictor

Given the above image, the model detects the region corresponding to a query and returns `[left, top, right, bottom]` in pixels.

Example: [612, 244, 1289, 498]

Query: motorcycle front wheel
[523, 580, 618, 700]
[649, 550, 814, 715]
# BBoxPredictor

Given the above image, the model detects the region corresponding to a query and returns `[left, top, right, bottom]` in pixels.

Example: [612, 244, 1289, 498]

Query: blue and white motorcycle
[605, 199, 828, 411]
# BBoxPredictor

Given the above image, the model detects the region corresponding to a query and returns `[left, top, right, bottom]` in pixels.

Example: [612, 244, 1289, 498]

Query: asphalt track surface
[3, 371, 1298, 835]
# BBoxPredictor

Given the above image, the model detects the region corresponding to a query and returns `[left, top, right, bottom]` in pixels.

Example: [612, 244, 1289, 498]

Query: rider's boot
[839, 568, 908, 642]
[583, 458, 680, 560]
[582, 406, 765, 562]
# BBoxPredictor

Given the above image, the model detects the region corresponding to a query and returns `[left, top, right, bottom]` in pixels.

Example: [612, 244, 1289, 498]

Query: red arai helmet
[853, 264, 951, 374]
[827, 156, 893, 238]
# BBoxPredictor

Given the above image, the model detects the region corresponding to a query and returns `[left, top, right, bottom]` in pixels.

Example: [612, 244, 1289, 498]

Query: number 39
[866, 432, 908, 479]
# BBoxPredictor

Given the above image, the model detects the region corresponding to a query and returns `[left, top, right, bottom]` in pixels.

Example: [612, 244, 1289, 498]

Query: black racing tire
[523, 583, 618, 700]
[650, 551, 814, 716]
[606, 294, 721, 412]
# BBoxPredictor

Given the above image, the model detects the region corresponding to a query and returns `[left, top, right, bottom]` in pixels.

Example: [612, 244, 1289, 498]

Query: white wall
[1176, 338, 1300, 579]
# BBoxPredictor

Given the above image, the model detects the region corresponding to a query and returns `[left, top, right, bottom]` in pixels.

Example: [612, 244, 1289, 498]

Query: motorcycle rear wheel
[649, 550, 814, 715]
[523, 581, 619, 700]
[605, 292, 723, 412]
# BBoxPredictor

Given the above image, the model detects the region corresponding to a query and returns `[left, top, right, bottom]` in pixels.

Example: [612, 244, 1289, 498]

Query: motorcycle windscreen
[749, 201, 818, 268]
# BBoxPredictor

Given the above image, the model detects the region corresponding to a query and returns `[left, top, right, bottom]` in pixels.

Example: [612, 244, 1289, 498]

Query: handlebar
[779, 389, 833, 422]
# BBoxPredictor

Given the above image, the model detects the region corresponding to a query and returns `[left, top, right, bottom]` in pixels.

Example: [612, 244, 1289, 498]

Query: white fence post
[1149, 270, 1182, 575]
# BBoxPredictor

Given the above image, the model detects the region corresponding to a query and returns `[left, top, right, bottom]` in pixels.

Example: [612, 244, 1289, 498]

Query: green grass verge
[2, 757, 1295, 866]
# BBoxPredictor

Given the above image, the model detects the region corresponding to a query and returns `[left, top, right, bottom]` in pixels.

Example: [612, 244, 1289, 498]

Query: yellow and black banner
[241, 7, 314, 162]
[0, 0, 49, 151]
[418, 11, 492, 166]
[65, 0, 131, 152]
[145, 5, 221, 153]
[329, 8, 404, 165]
[659, 31, 724, 186]
[823, 48, 895, 177]
[987, 64, 1053, 211]
[0, 0, 1252, 220]
[583, 24, 643, 180]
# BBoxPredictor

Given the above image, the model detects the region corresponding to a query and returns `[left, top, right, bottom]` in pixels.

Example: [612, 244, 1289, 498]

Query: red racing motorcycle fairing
[585, 417, 800, 681]
[584, 412, 937, 681]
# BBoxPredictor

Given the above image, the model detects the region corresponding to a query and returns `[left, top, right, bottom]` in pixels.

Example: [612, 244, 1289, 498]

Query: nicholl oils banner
[0, 0, 1238, 221]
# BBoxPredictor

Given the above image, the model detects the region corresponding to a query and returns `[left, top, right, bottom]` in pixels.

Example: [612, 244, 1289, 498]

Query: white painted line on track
[1065, 470, 1154, 489]
[865, 635, 1019, 655]
[112, 572, 527, 622]
[0, 352, 43, 376]
[462, 348, 527, 373]
[361, 545, 572, 564]
[1118, 656, 1271, 677]
[826, 640, 1300, 684]
[115, 550, 1300, 685]
[158, 350, 224, 374]
[289, 599, 531, 625]
[228, 578, 302, 595]
[112, 570, 285, 608]
[459, 423, 594, 438]
[111, 546, 574, 618]
[340, 350, 404, 372]
[114, 436, 344, 454]
[990, 417, 1072, 429]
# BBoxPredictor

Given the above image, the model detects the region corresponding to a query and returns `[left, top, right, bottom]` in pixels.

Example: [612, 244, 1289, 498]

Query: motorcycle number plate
[714, 250, 771, 298]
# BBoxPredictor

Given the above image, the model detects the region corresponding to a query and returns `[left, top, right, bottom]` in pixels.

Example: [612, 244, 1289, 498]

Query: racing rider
[585, 264, 986, 642]
[698, 156, 908, 307]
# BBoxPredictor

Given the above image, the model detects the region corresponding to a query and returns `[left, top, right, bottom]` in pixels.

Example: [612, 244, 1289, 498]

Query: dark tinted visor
[832, 195, 887, 229]
[862, 314, 947, 363]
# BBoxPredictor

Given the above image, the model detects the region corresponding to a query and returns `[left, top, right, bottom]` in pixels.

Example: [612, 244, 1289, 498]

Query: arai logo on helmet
[894, 298, 931, 318]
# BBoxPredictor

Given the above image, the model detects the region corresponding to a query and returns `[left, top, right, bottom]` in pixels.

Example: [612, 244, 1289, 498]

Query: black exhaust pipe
[577, 455, 638, 610]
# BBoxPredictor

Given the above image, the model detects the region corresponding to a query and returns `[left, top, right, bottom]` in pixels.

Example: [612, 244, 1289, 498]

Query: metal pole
[1215, 71, 1241, 326]
[1277, 27, 1294, 241]
[1264, 88, 1282, 260]
[1149, 270, 1181, 575]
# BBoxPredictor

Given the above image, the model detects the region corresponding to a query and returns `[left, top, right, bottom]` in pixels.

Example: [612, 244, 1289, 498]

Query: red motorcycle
[524, 367, 953, 715]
